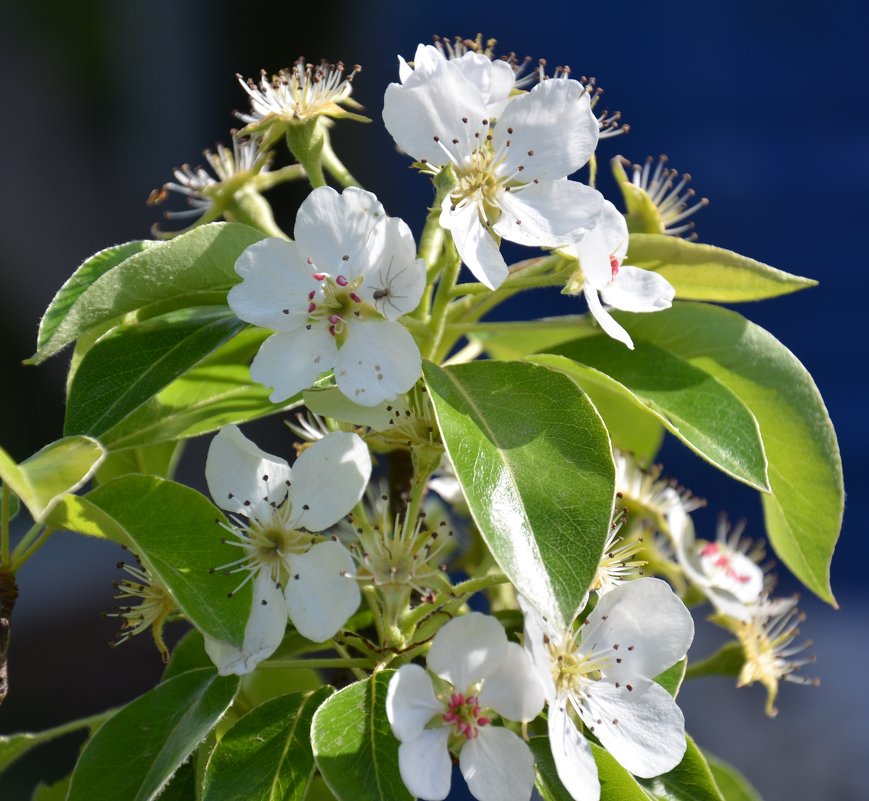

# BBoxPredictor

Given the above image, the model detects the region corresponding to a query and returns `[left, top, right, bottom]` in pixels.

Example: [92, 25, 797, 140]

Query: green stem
[426, 246, 461, 361]
[11, 527, 54, 570]
[333, 639, 369, 680]
[253, 163, 307, 191]
[321, 132, 362, 188]
[259, 656, 373, 670]
[9, 521, 44, 565]
[1, 485, 10, 567]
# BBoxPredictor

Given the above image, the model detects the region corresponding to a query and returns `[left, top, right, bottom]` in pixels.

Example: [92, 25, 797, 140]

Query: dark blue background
[1, 1, 866, 798]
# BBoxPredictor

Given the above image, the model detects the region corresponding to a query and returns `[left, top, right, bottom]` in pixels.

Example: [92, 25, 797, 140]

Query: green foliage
[1, 484, 20, 522]
[424, 359, 615, 628]
[655, 658, 687, 697]
[683, 642, 745, 681]
[705, 753, 764, 801]
[639, 736, 725, 801]
[65, 307, 245, 438]
[164, 629, 215, 681]
[67, 668, 238, 801]
[587, 303, 841, 603]
[538, 342, 770, 492]
[311, 672, 412, 801]
[627, 234, 816, 303]
[203, 687, 332, 801]
[0, 437, 105, 523]
[31, 223, 264, 364]
[30, 776, 72, 801]
[95, 440, 183, 485]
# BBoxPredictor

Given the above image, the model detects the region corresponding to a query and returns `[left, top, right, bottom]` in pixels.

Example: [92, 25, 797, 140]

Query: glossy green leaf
[30, 240, 153, 364]
[100, 328, 296, 450]
[204, 687, 332, 801]
[472, 316, 594, 360]
[30, 775, 72, 801]
[95, 440, 184, 485]
[155, 761, 197, 801]
[67, 668, 238, 801]
[597, 304, 842, 604]
[655, 658, 687, 698]
[424, 360, 615, 628]
[31, 223, 264, 364]
[0, 437, 106, 523]
[540, 341, 769, 493]
[78, 476, 247, 647]
[1, 484, 20, 522]
[683, 642, 744, 681]
[164, 629, 214, 682]
[65, 307, 245, 437]
[311, 672, 412, 801]
[628, 234, 816, 303]
[705, 753, 763, 801]
[640, 736, 725, 801]
[0, 710, 113, 774]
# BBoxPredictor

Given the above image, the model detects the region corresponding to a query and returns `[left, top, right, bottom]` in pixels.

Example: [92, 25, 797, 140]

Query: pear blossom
[383, 54, 603, 289]
[228, 186, 426, 406]
[386, 612, 544, 801]
[522, 579, 693, 801]
[203, 425, 370, 675]
[565, 200, 675, 349]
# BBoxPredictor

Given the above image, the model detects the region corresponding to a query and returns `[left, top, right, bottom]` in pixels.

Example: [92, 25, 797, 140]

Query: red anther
[336, 275, 349, 286]
[456, 693, 465, 705]
[451, 693, 460, 706]
[715, 556, 729, 568]
[700, 542, 719, 557]
[313, 272, 326, 281]
[308, 302, 317, 313]
[477, 716, 491, 727]
[349, 292, 362, 303]
[308, 290, 316, 300]
[610, 256, 620, 279]
[443, 710, 457, 723]
[329, 314, 342, 324]
[329, 325, 337, 336]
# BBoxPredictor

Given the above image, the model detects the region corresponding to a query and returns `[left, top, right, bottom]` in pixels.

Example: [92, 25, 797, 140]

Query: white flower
[589, 514, 646, 596]
[228, 186, 426, 406]
[203, 425, 371, 675]
[567, 200, 675, 349]
[386, 613, 544, 801]
[666, 508, 765, 622]
[383, 56, 603, 289]
[522, 579, 694, 801]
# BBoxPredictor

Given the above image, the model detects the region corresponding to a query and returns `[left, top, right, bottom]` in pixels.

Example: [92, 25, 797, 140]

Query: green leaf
[655, 658, 687, 697]
[1, 484, 20, 522]
[472, 316, 594, 360]
[531, 737, 654, 801]
[640, 736, 725, 801]
[0, 710, 113, 774]
[0, 437, 106, 523]
[31, 222, 264, 364]
[683, 642, 745, 681]
[540, 337, 770, 492]
[100, 328, 296, 450]
[67, 668, 238, 801]
[65, 307, 245, 437]
[595, 303, 843, 604]
[164, 629, 214, 682]
[30, 240, 153, 364]
[705, 753, 763, 801]
[95, 440, 184, 485]
[30, 775, 72, 801]
[311, 671, 412, 801]
[75, 476, 247, 647]
[156, 761, 197, 801]
[628, 234, 816, 303]
[204, 687, 332, 801]
[424, 360, 615, 628]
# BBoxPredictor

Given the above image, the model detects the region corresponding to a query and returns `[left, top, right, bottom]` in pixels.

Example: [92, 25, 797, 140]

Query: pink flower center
[442, 693, 490, 740]
[699, 542, 752, 584]
[610, 256, 620, 280]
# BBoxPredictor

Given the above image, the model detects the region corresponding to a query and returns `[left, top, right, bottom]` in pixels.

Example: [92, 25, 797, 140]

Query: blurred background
[1, 0, 867, 798]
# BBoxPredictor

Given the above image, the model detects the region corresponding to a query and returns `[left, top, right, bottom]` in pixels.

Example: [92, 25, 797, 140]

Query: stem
[11, 527, 54, 570]
[1, 485, 10, 567]
[259, 656, 373, 670]
[10, 522, 44, 565]
[321, 132, 362, 188]
[332, 639, 369, 680]
[425, 246, 461, 361]
[253, 163, 307, 191]
[450, 572, 510, 597]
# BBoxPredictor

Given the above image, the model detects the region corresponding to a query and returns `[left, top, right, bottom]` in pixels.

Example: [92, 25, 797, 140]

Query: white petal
[386, 664, 444, 742]
[479, 643, 544, 722]
[288, 431, 371, 531]
[203, 573, 286, 675]
[583, 578, 694, 683]
[493, 181, 603, 248]
[249, 326, 337, 403]
[397, 55, 413, 83]
[357, 217, 426, 320]
[548, 703, 600, 801]
[580, 679, 686, 778]
[460, 727, 536, 801]
[441, 198, 508, 289]
[496, 80, 598, 181]
[398, 728, 453, 801]
[600, 266, 675, 313]
[205, 424, 292, 519]
[334, 320, 421, 407]
[294, 186, 386, 281]
[572, 226, 612, 290]
[427, 612, 509, 691]
[583, 288, 634, 349]
[454, 52, 515, 107]
[303, 386, 398, 430]
[383, 60, 487, 165]
[519, 597, 558, 703]
[284, 541, 360, 642]
[593, 201, 630, 262]
[229, 238, 313, 331]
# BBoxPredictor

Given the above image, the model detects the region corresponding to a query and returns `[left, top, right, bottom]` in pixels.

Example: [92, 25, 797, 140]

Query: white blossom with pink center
[228, 186, 426, 406]
[568, 199, 675, 349]
[202, 425, 371, 675]
[522, 579, 694, 801]
[386, 612, 544, 801]
[383, 54, 603, 290]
